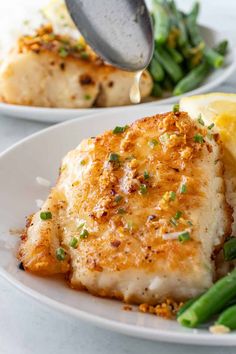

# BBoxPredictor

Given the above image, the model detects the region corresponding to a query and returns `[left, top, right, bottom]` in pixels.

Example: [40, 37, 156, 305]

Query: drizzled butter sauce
[129, 69, 143, 104]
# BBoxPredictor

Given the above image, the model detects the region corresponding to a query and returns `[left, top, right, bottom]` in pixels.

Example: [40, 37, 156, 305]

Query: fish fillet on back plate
[19, 111, 232, 304]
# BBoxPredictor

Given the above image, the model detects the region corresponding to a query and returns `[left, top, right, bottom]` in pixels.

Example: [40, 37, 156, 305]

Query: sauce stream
[130, 70, 143, 104]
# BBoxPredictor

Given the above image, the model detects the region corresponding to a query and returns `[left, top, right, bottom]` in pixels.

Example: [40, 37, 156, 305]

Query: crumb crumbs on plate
[9, 228, 24, 236]
[123, 305, 133, 311]
[139, 299, 182, 319]
[36, 176, 51, 187]
[209, 324, 230, 334]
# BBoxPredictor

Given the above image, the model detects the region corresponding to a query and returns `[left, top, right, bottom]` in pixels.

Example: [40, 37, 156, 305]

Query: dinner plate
[0, 25, 235, 123]
[0, 104, 236, 346]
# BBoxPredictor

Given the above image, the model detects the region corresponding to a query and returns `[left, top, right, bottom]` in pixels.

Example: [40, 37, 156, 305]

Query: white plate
[0, 104, 236, 346]
[0, 25, 235, 123]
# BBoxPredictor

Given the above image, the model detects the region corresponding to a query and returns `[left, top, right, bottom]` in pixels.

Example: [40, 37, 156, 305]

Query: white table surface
[0, 1, 236, 353]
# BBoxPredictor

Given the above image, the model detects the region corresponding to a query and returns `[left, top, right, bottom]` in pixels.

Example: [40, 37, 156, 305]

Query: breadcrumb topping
[139, 299, 182, 319]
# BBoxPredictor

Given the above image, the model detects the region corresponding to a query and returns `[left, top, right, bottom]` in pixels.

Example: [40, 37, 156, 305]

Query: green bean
[216, 305, 236, 329]
[152, 1, 170, 44]
[152, 82, 163, 97]
[177, 295, 202, 318]
[169, 0, 188, 46]
[185, 2, 203, 47]
[223, 238, 236, 261]
[204, 48, 224, 68]
[214, 40, 228, 56]
[155, 46, 184, 83]
[173, 62, 209, 96]
[149, 56, 165, 81]
[166, 47, 183, 63]
[162, 76, 173, 92]
[178, 269, 236, 328]
[178, 294, 236, 319]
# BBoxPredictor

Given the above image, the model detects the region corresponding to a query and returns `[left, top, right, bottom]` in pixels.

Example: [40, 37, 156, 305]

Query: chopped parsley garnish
[117, 207, 126, 215]
[80, 159, 86, 165]
[109, 153, 120, 162]
[56, 247, 66, 261]
[139, 184, 148, 195]
[40, 211, 52, 220]
[180, 183, 187, 194]
[178, 231, 190, 243]
[194, 134, 204, 143]
[174, 211, 182, 220]
[207, 133, 213, 140]
[114, 195, 123, 203]
[69, 237, 78, 249]
[80, 229, 89, 239]
[159, 133, 170, 144]
[84, 94, 91, 100]
[197, 115, 205, 126]
[170, 191, 176, 201]
[58, 47, 69, 58]
[187, 220, 193, 226]
[173, 103, 180, 113]
[80, 51, 89, 59]
[144, 171, 150, 179]
[75, 42, 85, 51]
[77, 222, 85, 230]
[148, 139, 159, 148]
[208, 123, 215, 130]
[112, 125, 128, 134]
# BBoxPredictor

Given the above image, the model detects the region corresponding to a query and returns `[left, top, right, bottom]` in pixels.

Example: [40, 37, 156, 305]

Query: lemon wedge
[181, 93, 236, 235]
[180, 93, 236, 163]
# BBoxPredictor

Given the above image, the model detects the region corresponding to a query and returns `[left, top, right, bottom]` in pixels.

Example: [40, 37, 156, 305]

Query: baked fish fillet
[19, 111, 232, 304]
[0, 25, 152, 108]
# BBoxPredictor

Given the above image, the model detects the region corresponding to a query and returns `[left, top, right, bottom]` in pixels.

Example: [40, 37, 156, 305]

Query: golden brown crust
[19, 111, 232, 303]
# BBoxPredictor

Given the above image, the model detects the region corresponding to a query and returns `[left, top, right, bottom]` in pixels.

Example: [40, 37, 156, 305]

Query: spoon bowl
[65, 0, 154, 71]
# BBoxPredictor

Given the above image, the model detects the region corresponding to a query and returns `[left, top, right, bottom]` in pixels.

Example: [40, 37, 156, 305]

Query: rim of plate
[0, 106, 236, 346]
[0, 24, 235, 123]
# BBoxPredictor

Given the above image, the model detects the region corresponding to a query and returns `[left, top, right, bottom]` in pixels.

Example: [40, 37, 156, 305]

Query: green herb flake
[144, 171, 150, 180]
[80, 51, 89, 59]
[114, 195, 123, 203]
[80, 229, 89, 239]
[180, 183, 187, 194]
[174, 211, 182, 220]
[69, 237, 78, 249]
[139, 184, 148, 195]
[117, 207, 126, 215]
[58, 47, 69, 58]
[112, 125, 128, 134]
[187, 220, 193, 226]
[207, 133, 213, 140]
[159, 133, 170, 144]
[208, 123, 215, 130]
[178, 231, 191, 243]
[197, 115, 205, 126]
[194, 134, 204, 144]
[56, 247, 66, 261]
[77, 222, 85, 230]
[80, 159, 86, 165]
[75, 42, 85, 51]
[173, 103, 180, 113]
[84, 94, 91, 100]
[40, 211, 52, 220]
[148, 139, 159, 148]
[109, 153, 120, 162]
[170, 191, 176, 201]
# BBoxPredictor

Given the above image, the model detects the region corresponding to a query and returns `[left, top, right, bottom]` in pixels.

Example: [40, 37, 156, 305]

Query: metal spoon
[65, 0, 154, 71]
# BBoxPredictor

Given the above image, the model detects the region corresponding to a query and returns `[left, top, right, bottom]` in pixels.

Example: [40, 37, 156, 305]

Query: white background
[0, 1, 236, 353]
